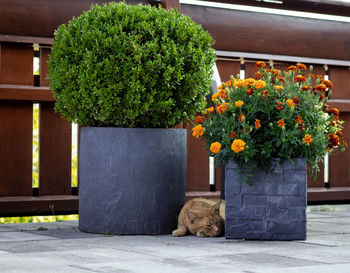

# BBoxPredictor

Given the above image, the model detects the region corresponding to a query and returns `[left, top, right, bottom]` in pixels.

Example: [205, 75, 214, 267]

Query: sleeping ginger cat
[172, 198, 225, 237]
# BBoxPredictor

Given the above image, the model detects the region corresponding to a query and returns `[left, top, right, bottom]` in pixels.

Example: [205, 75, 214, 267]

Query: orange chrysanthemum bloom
[322, 80, 333, 89]
[328, 133, 340, 148]
[276, 102, 284, 111]
[255, 71, 262, 79]
[288, 65, 298, 72]
[235, 100, 244, 107]
[255, 119, 261, 129]
[210, 142, 222, 154]
[217, 85, 224, 90]
[238, 113, 245, 122]
[277, 119, 285, 127]
[225, 80, 232, 87]
[336, 131, 343, 138]
[286, 99, 295, 108]
[297, 63, 307, 70]
[216, 104, 228, 114]
[303, 134, 313, 146]
[261, 90, 270, 97]
[204, 107, 214, 115]
[302, 85, 311, 91]
[300, 124, 305, 132]
[278, 77, 286, 83]
[256, 61, 266, 68]
[295, 75, 306, 82]
[212, 92, 221, 101]
[231, 139, 246, 153]
[233, 79, 244, 87]
[272, 69, 279, 76]
[255, 80, 267, 89]
[295, 115, 303, 124]
[329, 108, 340, 121]
[317, 75, 324, 81]
[315, 84, 327, 92]
[244, 78, 256, 87]
[195, 116, 204, 124]
[274, 85, 284, 91]
[247, 88, 254, 96]
[192, 124, 204, 139]
[230, 131, 237, 138]
[293, 96, 300, 105]
[308, 74, 316, 79]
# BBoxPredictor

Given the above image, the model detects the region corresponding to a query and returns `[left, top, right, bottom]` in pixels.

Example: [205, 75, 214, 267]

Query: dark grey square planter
[225, 158, 307, 240]
[79, 127, 187, 235]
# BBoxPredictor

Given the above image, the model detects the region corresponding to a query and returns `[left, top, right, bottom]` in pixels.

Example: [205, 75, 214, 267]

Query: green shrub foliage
[48, 2, 216, 127]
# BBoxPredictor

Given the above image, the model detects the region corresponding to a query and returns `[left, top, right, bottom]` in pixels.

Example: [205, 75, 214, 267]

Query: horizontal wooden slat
[0, 195, 78, 217]
[328, 99, 350, 112]
[186, 191, 221, 201]
[181, 4, 350, 61]
[307, 187, 350, 203]
[0, 34, 53, 45]
[0, 84, 54, 102]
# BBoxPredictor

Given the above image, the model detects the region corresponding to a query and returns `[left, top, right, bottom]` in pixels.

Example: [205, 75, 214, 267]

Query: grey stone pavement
[1, 207, 350, 273]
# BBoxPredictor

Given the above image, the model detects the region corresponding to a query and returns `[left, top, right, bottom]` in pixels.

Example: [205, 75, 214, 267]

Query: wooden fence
[0, 0, 350, 216]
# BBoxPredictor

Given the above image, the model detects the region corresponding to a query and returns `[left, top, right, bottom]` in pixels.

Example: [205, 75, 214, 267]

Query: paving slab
[0, 210, 350, 272]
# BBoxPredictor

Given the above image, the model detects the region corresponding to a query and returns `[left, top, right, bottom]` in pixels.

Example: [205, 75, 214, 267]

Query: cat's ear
[187, 212, 198, 223]
[211, 200, 222, 215]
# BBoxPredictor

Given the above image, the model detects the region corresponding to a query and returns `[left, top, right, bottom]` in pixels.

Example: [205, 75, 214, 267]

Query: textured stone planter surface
[225, 158, 307, 240]
[79, 127, 187, 235]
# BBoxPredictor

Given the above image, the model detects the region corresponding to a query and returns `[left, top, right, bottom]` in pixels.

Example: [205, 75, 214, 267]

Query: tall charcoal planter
[225, 158, 307, 240]
[79, 127, 187, 235]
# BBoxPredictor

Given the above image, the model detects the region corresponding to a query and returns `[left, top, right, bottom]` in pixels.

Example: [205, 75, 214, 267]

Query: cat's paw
[172, 229, 187, 237]
[196, 231, 209, 237]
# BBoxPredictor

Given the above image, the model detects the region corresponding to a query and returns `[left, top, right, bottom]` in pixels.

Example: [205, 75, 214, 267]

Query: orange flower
[225, 80, 232, 87]
[192, 124, 204, 139]
[216, 104, 228, 114]
[295, 115, 303, 124]
[329, 107, 340, 121]
[302, 85, 311, 91]
[255, 80, 267, 89]
[295, 75, 306, 82]
[300, 124, 305, 132]
[329, 133, 339, 148]
[277, 119, 285, 127]
[276, 102, 284, 111]
[217, 85, 224, 90]
[288, 65, 298, 72]
[261, 90, 270, 97]
[233, 79, 244, 87]
[210, 142, 222, 154]
[212, 92, 221, 101]
[308, 74, 315, 79]
[235, 100, 244, 107]
[274, 85, 284, 91]
[322, 80, 333, 89]
[278, 77, 285, 83]
[230, 131, 237, 138]
[255, 71, 262, 79]
[317, 75, 324, 81]
[195, 115, 203, 124]
[204, 107, 214, 114]
[272, 69, 279, 76]
[255, 119, 261, 129]
[297, 63, 307, 70]
[286, 99, 295, 108]
[244, 78, 256, 87]
[315, 84, 327, 92]
[256, 61, 266, 68]
[247, 88, 254, 96]
[293, 96, 300, 105]
[336, 131, 343, 138]
[231, 139, 246, 153]
[238, 113, 245, 122]
[303, 134, 313, 146]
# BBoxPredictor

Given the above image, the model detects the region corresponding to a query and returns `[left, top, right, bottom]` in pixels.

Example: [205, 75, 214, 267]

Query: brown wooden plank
[0, 0, 156, 38]
[0, 43, 33, 85]
[0, 101, 33, 197]
[0, 84, 54, 102]
[181, 4, 350, 61]
[186, 191, 220, 201]
[0, 34, 53, 45]
[40, 47, 51, 86]
[307, 187, 350, 203]
[186, 126, 210, 191]
[39, 102, 72, 195]
[161, 0, 180, 10]
[329, 67, 350, 100]
[216, 60, 240, 83]
[0, 195, 78, 217]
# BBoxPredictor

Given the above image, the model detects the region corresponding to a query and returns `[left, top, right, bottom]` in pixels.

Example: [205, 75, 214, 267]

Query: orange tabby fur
[172, 198, 225, 237]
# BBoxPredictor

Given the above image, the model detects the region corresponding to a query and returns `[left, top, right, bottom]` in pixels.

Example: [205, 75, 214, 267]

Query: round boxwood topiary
[48, 2, 216, 128]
